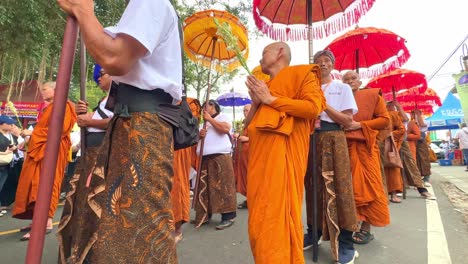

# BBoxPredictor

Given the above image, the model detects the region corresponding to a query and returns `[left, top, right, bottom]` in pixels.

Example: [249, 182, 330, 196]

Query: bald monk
[171, 98, 201, 243]
[383, 103, 406, 204]
[233, 104, 251, 209]
[245, 42, 325, 263]
[13, 81, 77, 241]
[342, 71, 390, 248]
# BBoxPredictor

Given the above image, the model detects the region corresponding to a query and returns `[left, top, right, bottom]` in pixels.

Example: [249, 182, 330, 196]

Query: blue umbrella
[216, 91, 252, 106]
[216, 92, 251, 130]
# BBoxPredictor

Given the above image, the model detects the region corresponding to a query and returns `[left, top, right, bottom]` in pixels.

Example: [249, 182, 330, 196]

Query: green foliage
[0, 0, 251, 103]
[68, 80, 107, 110]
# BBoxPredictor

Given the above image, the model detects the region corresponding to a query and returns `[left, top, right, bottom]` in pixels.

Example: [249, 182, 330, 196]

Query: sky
[206, 0, 468, 104]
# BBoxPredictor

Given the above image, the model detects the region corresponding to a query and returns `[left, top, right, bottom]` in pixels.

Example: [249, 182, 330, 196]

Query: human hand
[20, 130, 32, 137]
[202, 110, 212, 122]
[8, 144, 17, 151]
[344, 120, 362, 131]
[76, 100, 89, 115]
[77, 114, 91, 127]
[239, 136, 249, 142]
[56, 0, 94, 16]
[199, 129, 207, 138]
[246, 75, 275, 105]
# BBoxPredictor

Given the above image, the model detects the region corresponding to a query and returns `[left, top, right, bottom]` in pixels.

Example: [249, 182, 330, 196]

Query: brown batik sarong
[305, 131, 358, 261]
[58, 143, 104, 264]
[416, 140, 431, 177]
[74, 112, 177, 263]
[400, 141, 425, 188]
[193, 153, 237, 226]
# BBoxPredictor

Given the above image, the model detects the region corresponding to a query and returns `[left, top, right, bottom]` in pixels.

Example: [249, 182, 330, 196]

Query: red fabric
[253, 0, 376, 41]
[324, 27, 410, 79]
[367, 69, 428, 94]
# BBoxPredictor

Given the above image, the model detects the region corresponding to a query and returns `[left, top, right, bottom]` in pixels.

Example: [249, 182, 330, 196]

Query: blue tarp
[426, 92, 464, 130]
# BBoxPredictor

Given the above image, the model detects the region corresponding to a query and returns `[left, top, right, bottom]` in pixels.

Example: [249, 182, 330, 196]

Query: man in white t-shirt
[57, 0, 182, 262]
[193, 99, 237, 230]
[304, 50, 359, 264]
[454, 123, 468, 171]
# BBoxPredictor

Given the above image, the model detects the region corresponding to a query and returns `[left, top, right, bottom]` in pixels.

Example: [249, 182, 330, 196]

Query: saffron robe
[13, 101, 77, 219]
[233, 129, 249, 196]
[384, 111, 406, 194]
[247, 65, 325, 264]
[346, 89, 390, 227]
[406, 120, 421, 160]
[171, 147, 192, 224]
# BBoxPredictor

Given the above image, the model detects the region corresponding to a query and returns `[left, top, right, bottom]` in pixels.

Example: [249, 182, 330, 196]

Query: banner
[453, 71, 468, 124]
[1, 101, 41, 118]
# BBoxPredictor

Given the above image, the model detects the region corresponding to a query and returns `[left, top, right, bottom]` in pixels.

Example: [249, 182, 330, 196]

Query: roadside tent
[426, 92, 464, 131]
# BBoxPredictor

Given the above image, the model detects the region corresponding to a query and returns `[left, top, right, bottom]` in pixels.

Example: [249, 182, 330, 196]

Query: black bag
[158, 98, 199, 150]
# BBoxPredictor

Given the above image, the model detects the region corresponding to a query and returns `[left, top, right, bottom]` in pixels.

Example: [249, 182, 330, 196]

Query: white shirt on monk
[104, 0, 182, 101]
[87, 96, 114, 133]
[197, 113, 232, 156]
[319, 80, 358, 123]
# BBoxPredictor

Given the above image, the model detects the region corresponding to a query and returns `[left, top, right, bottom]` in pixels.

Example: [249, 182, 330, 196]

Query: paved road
[1, 163, 468, 263]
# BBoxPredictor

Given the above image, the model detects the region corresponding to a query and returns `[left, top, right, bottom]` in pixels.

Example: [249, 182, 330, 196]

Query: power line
[427, 34, 468, 82]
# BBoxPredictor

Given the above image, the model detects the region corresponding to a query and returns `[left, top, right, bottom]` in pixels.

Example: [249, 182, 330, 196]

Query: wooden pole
[79, 35, 87, 157]
[25, 16, 78, 264]
[192, 37, 217, 217]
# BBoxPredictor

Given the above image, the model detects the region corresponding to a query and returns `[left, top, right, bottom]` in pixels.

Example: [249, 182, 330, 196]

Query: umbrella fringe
[253, 0, 376, 41]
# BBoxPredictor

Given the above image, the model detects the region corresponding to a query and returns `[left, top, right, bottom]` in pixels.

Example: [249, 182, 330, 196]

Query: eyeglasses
[99, 71, 107, 78]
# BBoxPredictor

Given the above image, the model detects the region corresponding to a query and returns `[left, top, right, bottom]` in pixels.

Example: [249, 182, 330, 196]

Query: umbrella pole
[192, 37, 217, 212]
[307, 0, 314, 64]
[392, 86, 396, 101]
[307, 1, 319, 262]
[79, 34, 87, 157]
[355, 49, 360, 73]
[25, 16, 79, 264]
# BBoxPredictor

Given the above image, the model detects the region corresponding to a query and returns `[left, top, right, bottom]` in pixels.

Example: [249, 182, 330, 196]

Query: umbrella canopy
[388, 88, 441, 105]
[216, 92, 252, 107]
[253, 0, 376, 41]
[325, 27, 410, 78]
[367, 69, 428, 97]
[184, 9, 249, 73]
[399, 102, 435, 115]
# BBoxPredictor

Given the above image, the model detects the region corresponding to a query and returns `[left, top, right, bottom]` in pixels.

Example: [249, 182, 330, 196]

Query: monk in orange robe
[245, 42, 325, 264]
[233, 104, 251, 209]
[171, 97, 201, 243]
[342, 71, 390, 246]
[13, 81, 77, 241]
[384, 103, 406, 203]
[406, 117, 421, 160]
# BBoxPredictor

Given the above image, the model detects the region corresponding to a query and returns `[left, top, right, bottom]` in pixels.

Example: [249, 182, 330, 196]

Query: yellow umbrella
[184, 9, 249, 73]
[252, 65, 270, 82]
[184, 10, 249, 217]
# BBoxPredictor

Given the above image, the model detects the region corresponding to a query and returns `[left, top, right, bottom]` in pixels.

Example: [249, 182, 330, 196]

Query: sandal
[352, 229, 374, 244]
[237, 200, 248, 209]
[19, 228, 53, 241]
[390, 197, 401, 203]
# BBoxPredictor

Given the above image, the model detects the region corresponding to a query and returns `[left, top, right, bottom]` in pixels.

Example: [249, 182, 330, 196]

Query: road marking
[426, 186, 452, 264]
[0, 222, 60, 236]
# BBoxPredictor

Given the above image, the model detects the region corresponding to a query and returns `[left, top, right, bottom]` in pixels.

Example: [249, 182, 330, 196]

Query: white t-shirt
[197, 113, 232, 156]
[87, 96, 114, 133]
[320, 80, 358, 123]
[455, 127, 468, 149]
[104, 0, 182, 101]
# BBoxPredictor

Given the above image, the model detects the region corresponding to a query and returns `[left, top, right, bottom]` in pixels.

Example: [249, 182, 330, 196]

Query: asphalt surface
[1, 163, 468, 263]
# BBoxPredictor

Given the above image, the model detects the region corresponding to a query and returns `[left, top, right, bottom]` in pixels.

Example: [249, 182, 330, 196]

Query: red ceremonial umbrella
[367, 68, 428, 100]
[253, 0, 376, 63]
[384, 88, 441, 115]
[324, 27, 410, 78]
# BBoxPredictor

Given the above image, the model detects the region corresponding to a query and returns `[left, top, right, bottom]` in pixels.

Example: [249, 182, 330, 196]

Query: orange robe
[406, 120, 421, 160]
[233, 129, 249, 196]
[171, 147, 192, 224]
[346, 89, 390, 227]
[247, 65, 325, 264]
[13, 101, 77, 219]
[384, 111, 406, 193]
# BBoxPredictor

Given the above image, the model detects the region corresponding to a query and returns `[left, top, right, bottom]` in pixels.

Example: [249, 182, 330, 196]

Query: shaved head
[342, 71, 361, 91]
[265, 42, 291, 64]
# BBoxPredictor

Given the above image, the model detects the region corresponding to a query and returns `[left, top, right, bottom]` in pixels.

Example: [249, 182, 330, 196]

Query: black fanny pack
[105, 82, 199, 150]
[315, 120, 342, 132]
